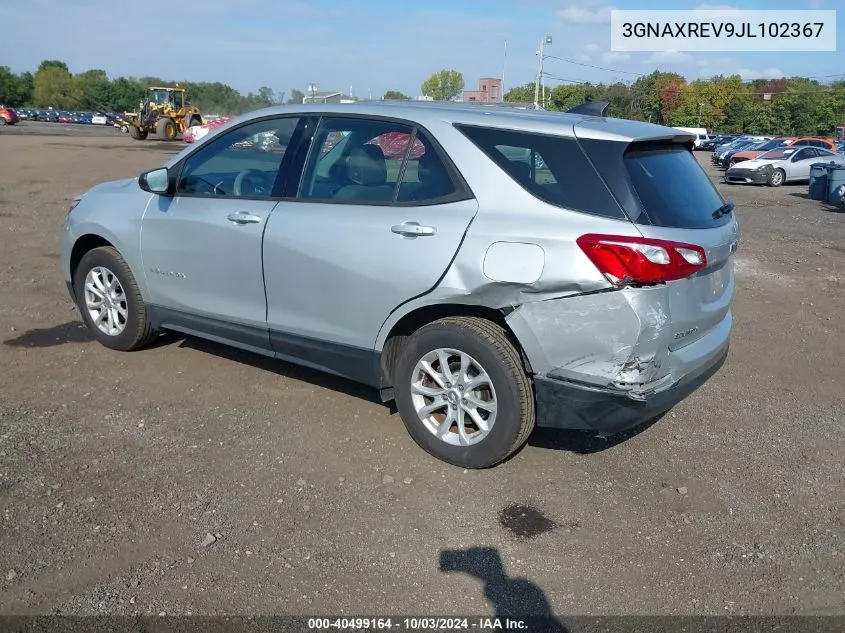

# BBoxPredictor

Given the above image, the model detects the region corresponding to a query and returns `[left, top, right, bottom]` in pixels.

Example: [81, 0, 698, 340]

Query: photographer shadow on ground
[439, 546, 569, 632]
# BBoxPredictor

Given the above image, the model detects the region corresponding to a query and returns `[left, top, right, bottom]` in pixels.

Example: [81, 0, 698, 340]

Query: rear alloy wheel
[393, 317, 535, 468]
[768, 168, 785, 187]
[73, 246, 157, 351]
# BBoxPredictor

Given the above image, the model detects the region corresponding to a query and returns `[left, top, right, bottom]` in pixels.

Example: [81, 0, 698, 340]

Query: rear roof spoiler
[566, 100, 610, 117]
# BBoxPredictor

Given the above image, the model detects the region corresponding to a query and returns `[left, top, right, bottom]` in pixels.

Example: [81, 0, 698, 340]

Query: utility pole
[501, 39, 508, 102]
[533, 35, 552, 109]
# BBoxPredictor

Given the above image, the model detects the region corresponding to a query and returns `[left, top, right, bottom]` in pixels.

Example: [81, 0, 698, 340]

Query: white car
[724, 146, 845, 186]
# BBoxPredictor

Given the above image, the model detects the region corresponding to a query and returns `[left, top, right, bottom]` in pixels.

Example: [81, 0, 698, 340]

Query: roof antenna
[566, 99, 609, 117]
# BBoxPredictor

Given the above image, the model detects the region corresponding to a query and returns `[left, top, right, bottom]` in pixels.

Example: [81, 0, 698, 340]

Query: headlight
[67, 198, 82, 215]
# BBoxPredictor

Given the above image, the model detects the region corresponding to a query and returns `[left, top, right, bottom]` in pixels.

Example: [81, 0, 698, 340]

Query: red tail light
[576, 233, 707, 286]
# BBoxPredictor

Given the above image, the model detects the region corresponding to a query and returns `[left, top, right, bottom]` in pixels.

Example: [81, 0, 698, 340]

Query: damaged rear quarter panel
[505, 286, 674, 393]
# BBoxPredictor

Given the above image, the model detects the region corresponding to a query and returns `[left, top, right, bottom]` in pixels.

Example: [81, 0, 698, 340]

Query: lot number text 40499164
[307, 617, 530, 630]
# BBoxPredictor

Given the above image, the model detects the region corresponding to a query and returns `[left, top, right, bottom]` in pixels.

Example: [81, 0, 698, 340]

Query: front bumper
[533, 344, 729, 434]
[724, 168, 769, 184]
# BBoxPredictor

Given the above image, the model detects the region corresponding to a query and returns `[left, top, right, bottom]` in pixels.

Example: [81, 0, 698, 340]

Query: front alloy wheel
[84, 266, 128, 336]
[73, 246, 157, 351]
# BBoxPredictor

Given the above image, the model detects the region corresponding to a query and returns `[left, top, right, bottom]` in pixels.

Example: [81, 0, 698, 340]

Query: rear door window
[455, 125, 625, 219]
[623, 144, 727, 229]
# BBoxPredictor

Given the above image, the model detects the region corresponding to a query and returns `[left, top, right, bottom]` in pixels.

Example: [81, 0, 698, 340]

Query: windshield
[756, 138, 790, 151]
[149, 90, 169, 105]
[759, 147, 798, 160]
[727, 138, 754, 150]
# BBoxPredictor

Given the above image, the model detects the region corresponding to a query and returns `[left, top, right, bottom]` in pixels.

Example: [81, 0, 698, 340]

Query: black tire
[128, 126, 148, 140]
[767, 168, 785, 187]
[0, 118, 6, 126]
[156, 117, 177, 140]
[393, 317, 535, 468]
[72, 246, 157, 352]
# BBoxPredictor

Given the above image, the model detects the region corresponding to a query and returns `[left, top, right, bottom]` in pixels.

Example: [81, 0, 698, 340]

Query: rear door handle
[391, 222, 436, 237]
[227, 212, 262, 225]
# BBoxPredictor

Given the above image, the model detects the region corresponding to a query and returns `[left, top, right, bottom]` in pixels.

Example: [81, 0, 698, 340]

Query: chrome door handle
[227, 212, 262, 225]
[391, 222, 436, 237]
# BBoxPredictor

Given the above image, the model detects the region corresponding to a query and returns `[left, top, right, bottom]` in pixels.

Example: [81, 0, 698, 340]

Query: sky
[0, 0, 842, 99]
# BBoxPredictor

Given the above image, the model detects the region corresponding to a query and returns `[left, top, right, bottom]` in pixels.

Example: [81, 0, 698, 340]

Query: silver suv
[60, 102, 738, 468]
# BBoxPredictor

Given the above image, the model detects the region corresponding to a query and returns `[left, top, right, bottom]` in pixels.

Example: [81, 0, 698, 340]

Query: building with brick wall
[461, 77, 503, 103]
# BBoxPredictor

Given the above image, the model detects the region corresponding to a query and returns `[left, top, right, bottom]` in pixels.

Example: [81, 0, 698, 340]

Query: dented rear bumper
[533, 343, 728, 432]
[505, 285, 732, 433]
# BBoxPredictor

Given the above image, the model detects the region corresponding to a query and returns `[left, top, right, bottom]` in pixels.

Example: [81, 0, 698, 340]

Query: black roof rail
[566, 100, 610, 117]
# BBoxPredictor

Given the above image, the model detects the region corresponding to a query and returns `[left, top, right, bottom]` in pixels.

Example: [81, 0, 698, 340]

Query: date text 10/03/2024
[307, 617, 531, 630]
[620, 22, 825, 39]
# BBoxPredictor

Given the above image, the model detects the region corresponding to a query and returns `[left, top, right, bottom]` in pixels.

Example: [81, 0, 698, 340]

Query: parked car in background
[717, 138, 772, 167]
[60, 102, 737, 468]
[0, 105, 19, 125]
[183, 117, 231, 143]
[702, 135, 736, 151]
[693, 133, 715, 150]
[727, 137, 794, 165]
[729, 136, 838, 166]
[724, 145, 845, 186]
[712, 136, 757, 164]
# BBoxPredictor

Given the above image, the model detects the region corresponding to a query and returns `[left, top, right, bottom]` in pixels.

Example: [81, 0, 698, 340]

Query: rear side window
[623, 145, 726, 229]
[455, 125, 625, 219]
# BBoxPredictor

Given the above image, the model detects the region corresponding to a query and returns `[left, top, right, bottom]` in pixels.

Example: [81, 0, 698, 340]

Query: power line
[543, 55, 646, 76]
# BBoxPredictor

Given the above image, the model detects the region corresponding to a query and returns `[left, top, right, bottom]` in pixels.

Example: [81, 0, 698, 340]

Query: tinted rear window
[624, 145, 726, 229]
[455, 125, 625, 219]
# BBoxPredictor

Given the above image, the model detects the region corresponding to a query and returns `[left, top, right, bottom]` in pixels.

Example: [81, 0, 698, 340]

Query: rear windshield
[623, 145, 727, 229]
[455, 124, 625, 219]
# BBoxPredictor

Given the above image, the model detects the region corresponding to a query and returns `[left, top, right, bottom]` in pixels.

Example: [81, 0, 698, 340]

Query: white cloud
[557, 5, 615, 23]
[646, 51, 693, 64]
[695, 56, 737, 77]
[585, 43, 601, 52]
[695, 2, 741, 8]
[737, 67, 784, 80]
[693, 3, 743, 18]
[602, 52, 631, 64]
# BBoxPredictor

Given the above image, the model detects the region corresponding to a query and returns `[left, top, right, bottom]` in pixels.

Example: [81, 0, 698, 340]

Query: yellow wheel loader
[122, 85, 203, 141]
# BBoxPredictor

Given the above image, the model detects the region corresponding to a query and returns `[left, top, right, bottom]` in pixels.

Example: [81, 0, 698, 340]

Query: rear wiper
[712, 201, 734, 219]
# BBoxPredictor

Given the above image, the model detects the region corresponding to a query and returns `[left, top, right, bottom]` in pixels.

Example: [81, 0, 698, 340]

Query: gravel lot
[0, 121, 843, 617]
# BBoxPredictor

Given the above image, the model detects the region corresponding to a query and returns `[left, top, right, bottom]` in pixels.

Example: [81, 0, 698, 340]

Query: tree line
[3, 61, 844, 136]
[503, 72, 845, 136]
[0, 60, 309, 115]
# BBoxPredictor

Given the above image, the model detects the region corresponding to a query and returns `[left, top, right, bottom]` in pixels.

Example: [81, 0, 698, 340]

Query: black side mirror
[139, 167, 173, 195]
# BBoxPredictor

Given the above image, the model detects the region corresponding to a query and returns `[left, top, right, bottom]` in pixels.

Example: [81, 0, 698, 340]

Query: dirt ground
[0, 122, 843, 617]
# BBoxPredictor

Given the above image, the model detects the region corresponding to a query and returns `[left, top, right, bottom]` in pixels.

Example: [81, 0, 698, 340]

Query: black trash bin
[808, 162, 834, 201]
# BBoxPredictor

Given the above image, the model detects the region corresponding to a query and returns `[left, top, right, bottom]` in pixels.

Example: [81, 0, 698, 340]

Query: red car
[0, 105, 19, 126]
[183, 117, 231, 143]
